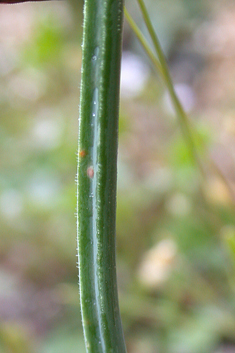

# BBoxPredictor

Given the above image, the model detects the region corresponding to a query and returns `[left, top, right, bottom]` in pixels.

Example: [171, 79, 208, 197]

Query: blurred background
[0, 0, 235, 352]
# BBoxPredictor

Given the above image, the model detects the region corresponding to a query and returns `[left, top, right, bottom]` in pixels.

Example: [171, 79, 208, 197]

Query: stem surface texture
[77, 0, 127, 352]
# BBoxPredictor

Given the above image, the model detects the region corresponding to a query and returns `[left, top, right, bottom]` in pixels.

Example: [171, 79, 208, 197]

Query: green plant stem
[125, 6, 235, 232]
[128, 1, 235, 205]
[137, 0, 235, 205]
[126, 4, 235, 208]
[124, 8, 163, 76]
[77, 0, 127, 352]
[125, 5, 205, 179]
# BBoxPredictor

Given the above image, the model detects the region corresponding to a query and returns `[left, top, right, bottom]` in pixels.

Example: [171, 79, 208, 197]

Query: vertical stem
[77, 0, 127, 352]
[124, 8, 163, 75]
[125, 6, 235, 207]
[131, 1, 206, 178]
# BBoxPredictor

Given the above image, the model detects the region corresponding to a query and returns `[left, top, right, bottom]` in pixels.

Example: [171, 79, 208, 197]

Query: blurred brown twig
[0, 0, 49, 3]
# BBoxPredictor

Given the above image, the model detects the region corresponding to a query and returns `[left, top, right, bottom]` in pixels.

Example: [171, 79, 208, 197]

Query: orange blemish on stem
[79, 150, 86, 158]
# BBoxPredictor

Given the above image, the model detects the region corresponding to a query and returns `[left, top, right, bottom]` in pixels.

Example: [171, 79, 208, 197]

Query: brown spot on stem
[87, 166, 94, 178]
[79, 150, 86, 158]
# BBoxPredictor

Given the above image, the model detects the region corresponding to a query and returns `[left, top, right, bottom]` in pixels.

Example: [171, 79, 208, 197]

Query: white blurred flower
[27, 173, 60, 208]
[166, 193, 192, 217]
[0, 45, 15, 76]
[8, 69, 46, 102]
[0, 189, 23, 220]
[163, 83, 195, 114]
[0, 6, 33, 44]
[144, 166, 173, 192]
[0, 269, 18, 298]
[32, 114, 63, 150]
[120, 51, 149, 98]
[138, 239, 177, 289]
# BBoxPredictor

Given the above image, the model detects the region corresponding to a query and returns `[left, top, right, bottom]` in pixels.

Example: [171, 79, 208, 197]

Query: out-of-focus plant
[125, 0, 235, 207]
[222, 225, 235, 266]
[1, 0, 235, 352]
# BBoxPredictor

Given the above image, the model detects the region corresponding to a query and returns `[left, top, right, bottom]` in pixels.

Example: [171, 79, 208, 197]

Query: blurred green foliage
[0, 0, 235, 352]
